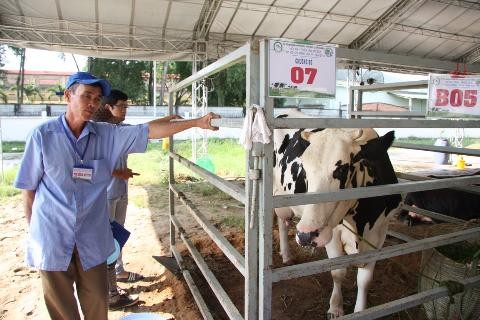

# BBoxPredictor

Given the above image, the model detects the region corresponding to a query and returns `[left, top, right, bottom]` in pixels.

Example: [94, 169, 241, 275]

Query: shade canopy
[1, 0, 480, 73]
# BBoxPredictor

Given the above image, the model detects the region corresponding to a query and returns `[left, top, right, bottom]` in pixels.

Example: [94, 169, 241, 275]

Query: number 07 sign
[428, 74, 480, 117]
[268, 38, 336, 98]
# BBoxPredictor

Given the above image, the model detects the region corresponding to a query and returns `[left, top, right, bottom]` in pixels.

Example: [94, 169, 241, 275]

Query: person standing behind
[14, 72, 219, 320]
[92, 89, 181, 310]
[91, 89, 140, 310]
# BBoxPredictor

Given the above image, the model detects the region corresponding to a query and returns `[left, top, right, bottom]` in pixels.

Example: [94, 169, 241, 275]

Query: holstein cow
[398, 171, 480, 226]
[273, 110, 401, 317]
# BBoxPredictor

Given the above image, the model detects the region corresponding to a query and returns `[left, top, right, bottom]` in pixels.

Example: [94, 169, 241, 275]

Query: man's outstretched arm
[148, 112, 220, 139]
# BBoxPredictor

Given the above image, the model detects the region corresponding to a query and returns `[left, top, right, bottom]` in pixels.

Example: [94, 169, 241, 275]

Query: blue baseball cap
[66, 72, 111, 96]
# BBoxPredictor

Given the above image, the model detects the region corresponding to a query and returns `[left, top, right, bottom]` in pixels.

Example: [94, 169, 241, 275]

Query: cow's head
[294, 129, 395, 247]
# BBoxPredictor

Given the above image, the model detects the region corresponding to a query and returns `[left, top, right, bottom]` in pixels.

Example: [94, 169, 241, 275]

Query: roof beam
[337, 47, 480, 74]
[194, 0, 223, 40]
[433, 0, 480, 10]
[279, 0, 309, 38]
[459, 45, 480, 63]
[349, 0, 427, 50]
[252, 0, 277, 38]
[129, 0, 136, 48]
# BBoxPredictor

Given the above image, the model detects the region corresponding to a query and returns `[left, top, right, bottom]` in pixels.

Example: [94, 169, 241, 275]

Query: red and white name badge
[72, 167, 93, 181]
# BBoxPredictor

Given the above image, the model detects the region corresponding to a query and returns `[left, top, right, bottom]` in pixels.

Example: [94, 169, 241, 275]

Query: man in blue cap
[14, 71, 220, 320]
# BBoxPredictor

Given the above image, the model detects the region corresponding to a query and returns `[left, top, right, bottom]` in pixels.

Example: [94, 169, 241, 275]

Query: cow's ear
[350, 129, 363, 141]
[301, 131, 312, 141]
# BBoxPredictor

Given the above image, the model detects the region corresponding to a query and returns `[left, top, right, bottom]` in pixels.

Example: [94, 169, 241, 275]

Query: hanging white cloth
[239, 104, 272, 150]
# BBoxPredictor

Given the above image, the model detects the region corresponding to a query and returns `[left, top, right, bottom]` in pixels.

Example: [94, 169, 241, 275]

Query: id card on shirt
[72, 166, 93, 181]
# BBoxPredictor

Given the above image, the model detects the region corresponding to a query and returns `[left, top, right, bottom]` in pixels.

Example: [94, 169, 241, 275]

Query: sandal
[109, 288, 139, 310]
[117, 271, 145, 283]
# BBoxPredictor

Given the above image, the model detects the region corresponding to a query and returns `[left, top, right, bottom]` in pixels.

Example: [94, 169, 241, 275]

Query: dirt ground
[1, 148, 479, 320]
[0, 183, 428, 320]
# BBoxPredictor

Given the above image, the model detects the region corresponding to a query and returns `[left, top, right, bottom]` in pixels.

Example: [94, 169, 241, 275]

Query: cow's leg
[354, 262, 375, 312]
[275, 207, 293, 264]
[325, 229, 346, 318]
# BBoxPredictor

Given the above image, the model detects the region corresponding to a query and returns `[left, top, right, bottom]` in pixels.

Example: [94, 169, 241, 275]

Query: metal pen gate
[167, 40, 480, 320]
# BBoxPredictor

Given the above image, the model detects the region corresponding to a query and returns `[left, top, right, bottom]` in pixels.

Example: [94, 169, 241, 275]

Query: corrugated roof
[1, 0, 479, 73]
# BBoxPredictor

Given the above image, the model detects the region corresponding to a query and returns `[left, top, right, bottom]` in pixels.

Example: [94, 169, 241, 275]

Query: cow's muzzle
[296, 230, 319, 247]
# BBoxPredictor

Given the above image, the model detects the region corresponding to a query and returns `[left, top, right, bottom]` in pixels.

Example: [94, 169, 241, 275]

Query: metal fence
[165, 41, 480, 320]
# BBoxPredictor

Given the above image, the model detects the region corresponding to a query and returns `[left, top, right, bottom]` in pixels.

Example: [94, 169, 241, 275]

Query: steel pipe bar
[386, 230, 415, 242]
[210, 118, 244, 128]
[350, 80, 428, 91]
[393, 142, 480, 156]
[271, 227, 480, 282]
[396, 171, 480, 194]
[339, 275, 480, 320]
[170, 184, 246, 276]
[349, 111, 426, 118]
[171, 216, 244, 320]
[273, 176, 480, 208]
[401, 204, 466, 224]
[170, 43, 251, 92]
[170, 152, 246, 203]
[171, 247, 215, 320]
[274, 117, 480, 129]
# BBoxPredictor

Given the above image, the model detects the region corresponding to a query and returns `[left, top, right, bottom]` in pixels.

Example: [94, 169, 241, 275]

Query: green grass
[128, 139, 245, 186]
[0, 166, 21, 200]
[3, 135, 480, 201]
[2, 141, 25, 153]
[129, 194, 150, 208]
[220, 215, 245, 230]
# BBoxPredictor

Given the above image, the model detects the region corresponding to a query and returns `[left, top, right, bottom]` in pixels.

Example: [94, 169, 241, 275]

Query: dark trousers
[39, 247, 108, 320]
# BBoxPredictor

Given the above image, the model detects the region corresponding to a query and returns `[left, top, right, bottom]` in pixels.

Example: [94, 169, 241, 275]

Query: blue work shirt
[108, 155, 128, 200]
[108, 123, 129, 200]
[14, 115, 149, 271]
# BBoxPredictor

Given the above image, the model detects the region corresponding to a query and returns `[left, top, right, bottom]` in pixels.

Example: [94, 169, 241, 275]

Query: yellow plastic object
[456, 156, 465, 169]
[162, 138, 170, 150]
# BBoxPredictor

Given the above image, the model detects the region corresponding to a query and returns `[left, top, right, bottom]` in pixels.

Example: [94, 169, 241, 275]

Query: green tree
[165, 61, 192, 107]
[11, 83, 43, 102]
[47, 84, 65, 101]
[0, 91, 7, 103]
[24, 83, 43, 102]
[88, 57, 150, 104]
[0, 46, 5, 79]
[208, 63, 246, 107]
[9, 46, 26, 105]
[0, 46, 6, 103]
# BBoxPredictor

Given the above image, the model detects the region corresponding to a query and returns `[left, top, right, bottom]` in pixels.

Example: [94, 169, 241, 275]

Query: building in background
[2, 70, 70, 103]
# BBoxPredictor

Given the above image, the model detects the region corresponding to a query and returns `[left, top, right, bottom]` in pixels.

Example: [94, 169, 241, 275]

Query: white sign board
[268, 38, 336, 98]
[428, 74, 480, 117]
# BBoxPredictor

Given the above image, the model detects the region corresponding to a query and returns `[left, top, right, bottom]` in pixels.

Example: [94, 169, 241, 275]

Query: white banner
[428, 74, 480, 117]
[268, 38, 336, 98]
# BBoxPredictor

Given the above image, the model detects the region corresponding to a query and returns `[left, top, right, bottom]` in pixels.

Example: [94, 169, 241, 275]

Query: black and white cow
[273, 109, 401, 317]
[398, 171, 480, 225]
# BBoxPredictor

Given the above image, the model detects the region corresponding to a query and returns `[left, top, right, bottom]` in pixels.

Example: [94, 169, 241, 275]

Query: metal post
[348, 86, 355, 119]
[153, 60, 157, 117]
[244, 41, 260, 320]
[258, 39, 274, 320]
[168, 91, 176, 254]
[0, 119, 3, 181]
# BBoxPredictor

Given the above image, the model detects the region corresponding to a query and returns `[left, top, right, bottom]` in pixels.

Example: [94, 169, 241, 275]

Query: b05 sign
[428, 75, 480, 116]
